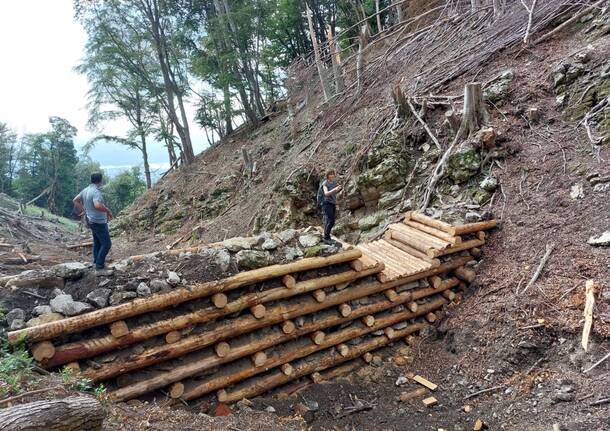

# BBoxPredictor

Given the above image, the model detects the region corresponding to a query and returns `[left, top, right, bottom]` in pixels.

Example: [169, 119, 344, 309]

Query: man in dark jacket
[320, 170, 342, 244]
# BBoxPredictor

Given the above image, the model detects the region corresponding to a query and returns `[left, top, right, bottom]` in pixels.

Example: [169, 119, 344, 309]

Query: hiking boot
[323, 238, 334, 245]
[95, 267, 114, 277]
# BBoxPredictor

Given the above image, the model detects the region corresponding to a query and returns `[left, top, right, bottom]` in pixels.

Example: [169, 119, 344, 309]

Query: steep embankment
[105, 3, 610, 429]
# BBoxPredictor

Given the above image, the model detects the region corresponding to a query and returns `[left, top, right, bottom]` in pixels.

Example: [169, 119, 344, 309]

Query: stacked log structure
[7, 212, 496, 405]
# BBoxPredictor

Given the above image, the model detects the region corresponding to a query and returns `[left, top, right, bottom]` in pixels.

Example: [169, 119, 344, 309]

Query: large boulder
[448, 149, 481, 183]
[358, 211, 388, 231]
[222, 237, 257, 252]
[276, 229, 297, 243]
[109, 291, 138, 306]
[284, 246, 304, 261]
[32, 305, 52, 316]
[49, 262, 88, 280]
[5, 308, 25, 328]
[298, 234, 321, 248]
[236, 250, 271, 270]
[484, 69, 514, 103]
[50, 294, 93, 316]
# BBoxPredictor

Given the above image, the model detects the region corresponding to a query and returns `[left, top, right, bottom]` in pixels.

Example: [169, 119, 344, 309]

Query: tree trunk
[356, 25, 369, 94]
[375, 0, 382, 33]
[139, 132, 152, 189]
[306, 5, 331, 102]
[326, 26, 344, 94]
[0, 396, 105, 431]
[393, 0, 404, 23]
[456, 82, 489, 139]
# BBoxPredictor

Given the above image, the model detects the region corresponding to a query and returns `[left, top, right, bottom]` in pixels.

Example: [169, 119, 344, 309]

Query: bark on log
[452, 220, 497, 235]
[0, 396, 105, 431]
[220, 321, 429, 403]
[382, 234, 441, 266]
[45, 263, 381, 369]
[431, 238, 484, 257]
[454, 267, 476, 283]
[9, 249, 363, 344]
[456, 82, 489, 138]
[405, 211, 455, 235]
[404, 220, 461, 244]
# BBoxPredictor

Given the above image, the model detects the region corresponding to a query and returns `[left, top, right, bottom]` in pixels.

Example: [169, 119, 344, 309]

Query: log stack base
[9, 212, 495, 404]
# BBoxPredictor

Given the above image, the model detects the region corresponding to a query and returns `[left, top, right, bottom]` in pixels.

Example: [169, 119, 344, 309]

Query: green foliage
[60, 365, 93, 392]
[0, 339, 34, 397]
[103, 167, 147, 215]
[0, 122, 19, 196]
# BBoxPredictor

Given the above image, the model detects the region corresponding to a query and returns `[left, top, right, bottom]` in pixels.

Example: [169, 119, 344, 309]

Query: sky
[0, 0, 208, 176]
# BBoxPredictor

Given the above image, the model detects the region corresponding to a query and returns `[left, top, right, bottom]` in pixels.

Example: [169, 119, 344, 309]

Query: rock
[464, 212, 482, 223]
[111, 259, 131, 272]
[236, 250, 271, 270]
[50, 294, 93, 316]
[261, 238, 279, 250]
[10, 319, 25, 330]
[484, 69, 514, 103]
[448, 150, 481, 183]
[109, 291, 138, 306]
[358, 211, 387, 231]
[378, 189, 404, 210]
[551, 392, 575, 403]
[555, 94, 567, 106]
[588, 231, 610, 246]
[473, 189, 492, 205]
[86, 288, 112, 308]
[222, 237, 257, 252]
[570, 183, 584, 199]
[26, 312, 64, 327]
[166, 271, 181, 286]
[298, 234, 321, 248]
[49, 262, 88, 280]
[395, 376, 408, 386]
[213, 403, 232, 417]
[371, 355, 383, 366]
[150, 279, 170, 293]
[265, 406, 276, 413]
[284, 246, 303, 261]
[5, 308, 25, 326]
[276, 228, 297, 243]
[474, 128, 496, 149]
[214, 249, 232, 272]
[480, 176, 498, 192]
[137, 282, 151, 297]
[98, 278, 112, 288]
[32, 305, 52, 316]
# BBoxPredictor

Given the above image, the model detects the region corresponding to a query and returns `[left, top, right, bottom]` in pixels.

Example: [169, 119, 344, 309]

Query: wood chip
[411, 374, 438, 391]
[473, 419, 484, 430]
[422, 396, 438, 407]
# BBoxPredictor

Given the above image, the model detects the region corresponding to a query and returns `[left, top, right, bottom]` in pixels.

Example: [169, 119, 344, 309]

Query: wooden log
[455, 267, 476, 283]
[382, 232, 441, 266]
[384, 289, 398, 302]
[219, 321, 430, 403]
[362, 352, 373, 363]
[405, 211, 455, 235]
[350, 254, 379, 272]
[311, 331, 326, 345]
[452, 219, 497, 235]
[45, 264, 384, 369]
[404, 220, 462, 244]
[280, 363, 294, 376]
[361, 315, 375, 327]
[388, 229, 435, 257]
[432, 238, 484, 257]
[470, 247, 482, 258]
[0, 396, 105, 431]
[250, 304, 266, 319]
[109, 321, 129, 338]
[477, 231, 486, 241]
[311, 372, 323, 383]
[281, 320, 296, 334]
[87, 261, 468, 385]
[215, 342, 230, 358]
[313, 290, 326, 303]
[64, 361, 81, 374]
[442, 290, 456, 301]
[337, 344, 350, 357]
[411, 374, 438, 390]
[282, 275, 296, 289]
[31, 341, 55, 362]
[429, 276, 442, 289]
[399, 387, 428, 401]
[9, 249, 363, 344]
[169, 382, 184, 399]
[158, 294, 447, 403]
[338, 303, 352, 317]
[66, 241, 94, 250]
[212, 293, 228, 309]
[425, 312, 437, 323]
[251, 352, 267, 367]
[582, 280, 598, 352]
[384, 327, 396, 339]
[216, 389, 228, 403]
[391, 223, 451, 249]
[408, 302, 418, 313]
[165, 330, 181, 344]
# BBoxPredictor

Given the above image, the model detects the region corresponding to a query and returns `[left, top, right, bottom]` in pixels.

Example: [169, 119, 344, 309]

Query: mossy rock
[447, 150, 481, 184]
[472, 189, 492, 205]
[303, 245, 324, 258]
[235, 250, 271, 270]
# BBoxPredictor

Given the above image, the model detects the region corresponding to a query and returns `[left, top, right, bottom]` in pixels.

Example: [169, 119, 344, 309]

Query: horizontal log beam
[452, 220, 497, 236]
[9, 249, 363, 345]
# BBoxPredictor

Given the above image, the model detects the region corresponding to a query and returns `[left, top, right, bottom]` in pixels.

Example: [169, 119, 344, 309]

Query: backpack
[316, 180, 326, 207]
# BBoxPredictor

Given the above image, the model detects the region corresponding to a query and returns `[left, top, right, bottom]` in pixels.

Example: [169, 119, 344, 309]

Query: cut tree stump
[0, 396, 105, 431]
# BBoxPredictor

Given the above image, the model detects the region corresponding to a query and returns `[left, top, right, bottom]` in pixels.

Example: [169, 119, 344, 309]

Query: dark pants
[90, 222, 112, 268]
[322, 203, 336, 240]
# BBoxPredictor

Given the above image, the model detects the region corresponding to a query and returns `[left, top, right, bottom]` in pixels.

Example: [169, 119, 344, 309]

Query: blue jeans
[90, 222, 111, 268]
[322, 203, 336, 240]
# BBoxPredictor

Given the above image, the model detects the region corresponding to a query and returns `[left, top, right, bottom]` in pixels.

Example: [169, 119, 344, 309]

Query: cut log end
[281, 320, 296, 334]
[31, 341, 55, 362]
[215, 341, 231, 358]
[442, 290, 456, 301]
[311, 331, 326, 345]
[384, 289, 399, 302]
[109, 321, 129, 338]
[337, 344, 350, 357]
[250, 304, 266, 319]
[169, 382, 185, 399]
[455, 267, 476, 283]
[338, 303, 352, 317]
[361, 315, 375, 327]
[311, 372, 323, 384]
[384, 327, 396, 339]
[429, 276, 442, 289]
[313, 289, 326, 303]
[212, 293, 228, 309]
[165, 330, 182, 344]
[425, 312, 437, 323]
[408, 302, 418, 313]
[362, 352, 374, 363]
[217, 389, 228, 403]
[280, 363, 294, 376]
[282, 274, 296, 289]
[251, 351, 267, 367]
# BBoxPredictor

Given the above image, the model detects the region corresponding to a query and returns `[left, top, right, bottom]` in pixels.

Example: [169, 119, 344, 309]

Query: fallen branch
[583, 351, 610, 373]
[581, 280, 598, 352]
[533, 0, 606, 45]
[589, 397, 610, 407]
[407, 97, 442, 151]
[520, 243, 554, 294]
[520, 0, 538, 44]
[464, 385, 505, 400]
[0, 386, 64, 406]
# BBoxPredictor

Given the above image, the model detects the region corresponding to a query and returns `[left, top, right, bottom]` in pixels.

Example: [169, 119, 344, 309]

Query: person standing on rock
[318, 170, 342, 244]
[73, 172, 113, 270]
